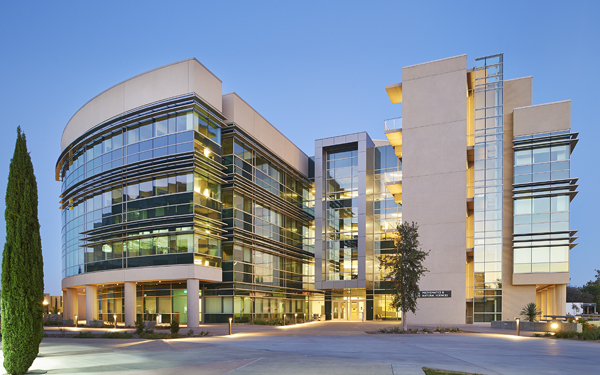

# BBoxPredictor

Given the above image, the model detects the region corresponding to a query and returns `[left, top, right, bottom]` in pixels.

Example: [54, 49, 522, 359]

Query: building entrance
[332, 299, 365, 321]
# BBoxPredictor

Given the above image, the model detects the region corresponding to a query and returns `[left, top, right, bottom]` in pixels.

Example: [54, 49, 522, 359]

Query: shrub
[100, 332, 133, 339]
[170, 317, 180, 335]
[187, 329, 195, 337]
[74, 331, 95, 338]
[520, 302, 541, 322]
[543, 332, 554, 337]
[533, 333, 542, 337]
[199, 330, 210, 336]
[555, 330, 578, 339]
[578, 325, 600, 341]
[135, 316, 144, 335]
[421, 328, 432, 333]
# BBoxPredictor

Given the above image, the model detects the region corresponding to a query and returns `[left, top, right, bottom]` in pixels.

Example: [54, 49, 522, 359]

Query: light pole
[229, 317, 232, 335]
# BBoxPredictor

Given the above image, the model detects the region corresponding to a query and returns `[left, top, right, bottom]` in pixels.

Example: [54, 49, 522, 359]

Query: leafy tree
[1, 127, 44, 375]
[567, 285, 594, 303]
[378, 221, 429, 331]
[581, 270, 600, 307]
[520, 302, 541, 322]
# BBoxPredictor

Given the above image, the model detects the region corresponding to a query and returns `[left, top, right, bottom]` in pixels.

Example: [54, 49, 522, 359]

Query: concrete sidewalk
[44, 320, 532, 337]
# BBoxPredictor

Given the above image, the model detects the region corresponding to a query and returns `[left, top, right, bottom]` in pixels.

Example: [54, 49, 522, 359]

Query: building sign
[418, 290, 451, 298]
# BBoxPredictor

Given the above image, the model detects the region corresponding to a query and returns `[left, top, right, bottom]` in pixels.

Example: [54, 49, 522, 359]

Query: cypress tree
[1, 127, 44, 375]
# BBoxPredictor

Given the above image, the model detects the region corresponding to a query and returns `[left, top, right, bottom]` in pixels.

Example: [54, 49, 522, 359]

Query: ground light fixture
[229, 317, 232, 335]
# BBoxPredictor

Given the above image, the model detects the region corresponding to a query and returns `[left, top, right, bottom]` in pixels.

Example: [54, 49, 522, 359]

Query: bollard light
[283, 314, 286, 326]
[229, 317, 232, 335]
[295, 313, 297, 325]
[75, 314, 78, 327]
[114, 314, 117, 328]
[515, 318, 520, 336]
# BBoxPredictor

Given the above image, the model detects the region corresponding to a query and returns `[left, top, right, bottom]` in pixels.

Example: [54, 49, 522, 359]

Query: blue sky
[0, 1, 598, 295]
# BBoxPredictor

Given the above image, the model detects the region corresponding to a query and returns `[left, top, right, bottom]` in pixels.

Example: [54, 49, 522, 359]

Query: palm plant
[520, 302, 541, 322]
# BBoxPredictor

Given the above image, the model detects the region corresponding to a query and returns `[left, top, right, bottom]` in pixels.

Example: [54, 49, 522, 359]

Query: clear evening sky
[0, 1, 598, 295]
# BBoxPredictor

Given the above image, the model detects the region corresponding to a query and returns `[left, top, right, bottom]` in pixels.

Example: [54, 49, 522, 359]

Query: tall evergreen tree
[1, 127, 44, 375]
[378, 221, 429, 332]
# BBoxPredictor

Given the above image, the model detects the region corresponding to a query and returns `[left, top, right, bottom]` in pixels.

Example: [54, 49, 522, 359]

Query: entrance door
[350, 301, 365, 321]
[333, 301, 347, 320]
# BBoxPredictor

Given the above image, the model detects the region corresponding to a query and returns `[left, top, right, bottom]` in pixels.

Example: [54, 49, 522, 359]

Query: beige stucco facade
[61, 59, 223, 151]
[501, 77, 537, 321]
[402, 54, 468, 324]
[222, 92, 309, 176]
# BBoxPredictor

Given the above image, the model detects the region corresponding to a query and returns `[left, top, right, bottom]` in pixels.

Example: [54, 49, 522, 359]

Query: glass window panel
[127, 126, 139, 145]
[208, 121, 220, 144]
[514, 248, 531, 264]
[551, 221, 569, 232]
[514, 199, 531, 215]
[550, 262, 569, 272]
[532, 172, 550, 182]
[155, 119, 168, 137]
[514, 174, 532, 184]
[551, 170, 569, 180]
[532, 263, 549, 273]
[139, 180, 153, 198]
[113, 133, 123, 149]
[111, 187, 123, 204]
[168, 176, 177, 194]
[177, 174, 193, 192]
[176, 113, 189, 132]
[515, 152, 532, 168]
[533, 147, 550, 163]
[532, 163, 550, 173]
[514, 264, 531, 273]
[532, 247, 550, 263]
[551, 246, 569, 262]
[551, 160, 569, 171]
[551, 145, 569, 161]
[532, 222, 550, 233]
[139, 121, 153, 141]
[533, 197, 550, 213]
[127, 183, 139, 200]
[154, 178, 168, 196]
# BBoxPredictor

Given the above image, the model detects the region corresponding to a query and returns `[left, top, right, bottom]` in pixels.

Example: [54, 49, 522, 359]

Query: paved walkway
[13, 321, 597, 374]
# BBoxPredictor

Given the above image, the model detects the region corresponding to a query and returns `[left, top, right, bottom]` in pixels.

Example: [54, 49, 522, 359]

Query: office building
[57, 53, 577, 325]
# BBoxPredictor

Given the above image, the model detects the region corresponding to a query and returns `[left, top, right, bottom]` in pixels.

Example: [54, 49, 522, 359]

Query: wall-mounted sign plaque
[418, 290, 451, 298]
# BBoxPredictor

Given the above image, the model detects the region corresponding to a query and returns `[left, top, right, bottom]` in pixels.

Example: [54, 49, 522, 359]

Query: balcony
[384, 117, 402, 133]
[384, 117, 403, 159]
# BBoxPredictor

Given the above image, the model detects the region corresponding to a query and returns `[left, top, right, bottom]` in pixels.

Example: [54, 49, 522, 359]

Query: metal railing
[384, 117, 402, 133]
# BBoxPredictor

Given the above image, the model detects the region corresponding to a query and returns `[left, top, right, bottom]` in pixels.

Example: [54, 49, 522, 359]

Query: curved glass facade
[58, 96, 225, 278]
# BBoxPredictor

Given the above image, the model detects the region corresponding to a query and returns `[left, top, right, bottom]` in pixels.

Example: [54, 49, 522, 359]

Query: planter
[491, 320, 579, 332]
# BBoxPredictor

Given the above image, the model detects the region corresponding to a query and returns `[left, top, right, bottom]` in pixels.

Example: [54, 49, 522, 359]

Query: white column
[65, 288, 78, 321]
[124, 282, 136, 327]
[85, 285, 99, 325]
[187, 279, 200, 328]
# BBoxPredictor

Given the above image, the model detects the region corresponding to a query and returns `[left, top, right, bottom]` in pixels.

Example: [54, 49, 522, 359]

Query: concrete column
[540, 290, 547, 319]
[85, 285, 99, 325]
[65, 288, 78, 321]
[187, 279, 200, 328]
[124, 282, 136, 327]
[556, 284, 567, 316]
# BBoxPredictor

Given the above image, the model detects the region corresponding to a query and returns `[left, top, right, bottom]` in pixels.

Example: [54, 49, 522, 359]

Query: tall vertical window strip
[325, 148, 359, 281]
[473, 54, 504, 323]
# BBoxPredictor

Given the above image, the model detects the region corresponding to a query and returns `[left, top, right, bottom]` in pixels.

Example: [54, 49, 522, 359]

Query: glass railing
[384, 117, 402, 132]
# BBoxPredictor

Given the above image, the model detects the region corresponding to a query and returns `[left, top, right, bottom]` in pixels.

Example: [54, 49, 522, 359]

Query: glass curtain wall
[513, 131, 577, 274]
[372, 145, 402, 320]
[325, 147, 359, 281]
[473, 54, 504, 322]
